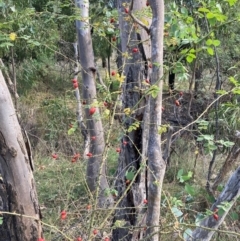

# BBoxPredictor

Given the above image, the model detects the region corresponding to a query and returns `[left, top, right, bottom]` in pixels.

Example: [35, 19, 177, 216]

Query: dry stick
[87, 100, 119, 238]
[162, 190, 184, 240]
[187, 55, 197, 121]
[95, 67, 107, 90]
[181, 222, 240, 238]
[128, 0, 150, 34]
[169, 91, 229, 140]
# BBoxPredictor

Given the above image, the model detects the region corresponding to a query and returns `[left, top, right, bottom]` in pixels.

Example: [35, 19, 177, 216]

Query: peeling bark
[0, 70, 42, 240]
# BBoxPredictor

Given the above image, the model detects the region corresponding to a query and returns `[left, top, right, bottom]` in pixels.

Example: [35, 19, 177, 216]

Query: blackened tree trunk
[75, 0, 113, 207]
[0, 70, 42, 240]
[112, 0, 152, 240]
[112, 0, 165, 240]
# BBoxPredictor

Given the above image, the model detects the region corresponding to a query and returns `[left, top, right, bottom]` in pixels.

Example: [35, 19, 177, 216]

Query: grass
[29, 99, 239, 240]
[16, 55, 240, 240]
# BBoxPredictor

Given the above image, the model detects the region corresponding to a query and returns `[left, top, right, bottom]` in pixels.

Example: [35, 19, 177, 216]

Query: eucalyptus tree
[112, 1, 166, 240]
[0, 69, 43, 240]
[75, 0, 113, 207]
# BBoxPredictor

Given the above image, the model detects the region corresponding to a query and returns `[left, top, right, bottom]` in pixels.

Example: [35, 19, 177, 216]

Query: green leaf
[212, 39, 221, 46]
[225, 0, 237, 6]
[230, 212, 239, 220]
[217, 184, 224, 192]
[206, 39, 213, 46]
[127, 121, 140, 133]
[0, 217, 3, 225]
[229, 76, 238, 86]
[206, 12, 215, 19]
[183, 228, 192, 240]
[171, 207, 183, 217]
[195, 213, 205, 225]
[27, 39, 41, 46]
[217, 201, 231, 211]
[0, 42, 14, 48]
[145, 85, 160, 98]
[223, 141, 234, 147]
[185, 184, 196, 196]
[113, 220, 126, 228]
[106, 27, 115, 34]
[218, 208, 225, 216]
[68, 126, 77, 135]
[68, 128, 74, 135]
[186, 55, 193, 63]
[197, 136, 204, 141]
[202, 135, 214, 141]
[186, 53, 196, 63]
[177, 169, 184, 180]
[198, 7, 210, 13]
[232, 87, 240, 94]
[180, 7, 188, 15]
[216, 3, 222, 13]
[216, 90, 227, 95]
[207, 47, 214, 55]
[125, 168, 136, 181]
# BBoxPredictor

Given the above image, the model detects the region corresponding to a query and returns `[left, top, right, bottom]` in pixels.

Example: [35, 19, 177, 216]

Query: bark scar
[0, 131, 8, 155]
[17, 136, 26, 155]
[9, 147, 17, 157]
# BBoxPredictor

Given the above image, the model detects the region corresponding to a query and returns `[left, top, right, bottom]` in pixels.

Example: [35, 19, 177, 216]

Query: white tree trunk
[75, 0, 113, 207]
[0, 70, 42, 240]
[145, 1, 165, 241]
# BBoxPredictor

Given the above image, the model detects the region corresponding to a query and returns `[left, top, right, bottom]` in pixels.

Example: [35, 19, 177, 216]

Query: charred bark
[112, 0, 152, 240]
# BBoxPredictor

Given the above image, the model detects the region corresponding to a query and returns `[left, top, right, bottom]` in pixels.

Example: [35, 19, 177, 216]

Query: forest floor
[16, 58, 239, 240]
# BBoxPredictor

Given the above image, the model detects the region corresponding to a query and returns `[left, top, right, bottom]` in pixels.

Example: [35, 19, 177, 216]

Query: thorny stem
[87, 20, 136, 240]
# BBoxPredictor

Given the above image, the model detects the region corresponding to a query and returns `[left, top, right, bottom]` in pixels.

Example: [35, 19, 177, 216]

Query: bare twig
[128, 0, 150, 34]
[204, 15, 221, 196]
[95, 65, 107, 90]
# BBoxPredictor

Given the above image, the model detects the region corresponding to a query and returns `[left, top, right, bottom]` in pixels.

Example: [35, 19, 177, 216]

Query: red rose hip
[89, 107, 96, 115]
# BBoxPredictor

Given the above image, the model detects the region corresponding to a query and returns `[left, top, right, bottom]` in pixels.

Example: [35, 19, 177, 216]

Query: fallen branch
[187, 166, 240, 241]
